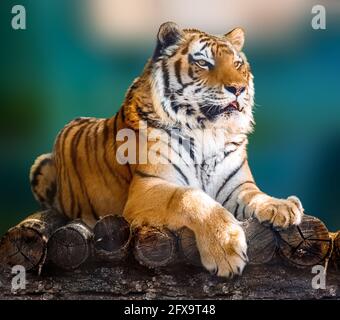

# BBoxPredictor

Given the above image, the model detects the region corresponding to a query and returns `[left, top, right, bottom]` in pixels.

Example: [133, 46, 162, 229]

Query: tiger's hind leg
[30, 153, 58, 210]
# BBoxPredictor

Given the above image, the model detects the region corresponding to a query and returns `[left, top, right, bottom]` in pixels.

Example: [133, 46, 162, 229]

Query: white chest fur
[186, 129, 248, 198]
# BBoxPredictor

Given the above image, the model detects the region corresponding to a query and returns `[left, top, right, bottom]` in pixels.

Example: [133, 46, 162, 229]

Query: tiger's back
[30, 113, 131, 226]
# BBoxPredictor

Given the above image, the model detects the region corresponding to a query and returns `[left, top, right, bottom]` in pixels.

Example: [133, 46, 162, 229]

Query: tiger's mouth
[200, 100, 242, 120]
[223, 101, 241, 113]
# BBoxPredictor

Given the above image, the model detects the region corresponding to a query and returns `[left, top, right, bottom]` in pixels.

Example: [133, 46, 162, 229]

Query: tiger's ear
[224, 27, 245, 51]
[153, 22, 183, 60]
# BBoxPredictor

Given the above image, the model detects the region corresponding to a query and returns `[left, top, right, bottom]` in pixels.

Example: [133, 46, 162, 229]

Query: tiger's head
[149, 22, 255, 134]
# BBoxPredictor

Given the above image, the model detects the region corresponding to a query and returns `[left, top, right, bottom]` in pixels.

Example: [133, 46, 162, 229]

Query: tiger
[30, 22, 304, 277]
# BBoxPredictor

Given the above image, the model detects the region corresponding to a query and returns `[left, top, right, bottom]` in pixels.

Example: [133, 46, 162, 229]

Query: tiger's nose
[225, 86, 246, 96]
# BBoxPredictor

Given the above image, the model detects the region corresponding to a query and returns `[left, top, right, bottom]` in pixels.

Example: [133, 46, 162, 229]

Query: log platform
[0, 211, 339, 300]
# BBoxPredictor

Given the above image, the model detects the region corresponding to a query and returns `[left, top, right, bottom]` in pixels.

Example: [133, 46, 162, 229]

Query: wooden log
[277, 214, 331, 267]
[47, 220, 93, 270]
[177, 227, 202, 266]
[329, 231, 340, 268]
[334, 232, 340, 262]
[0, 210, 68, 272]
[242, 218, 277, 264]
[93, 215, 132, 262]
[178, 218, 277, 267]
[133, 226, 178, 268]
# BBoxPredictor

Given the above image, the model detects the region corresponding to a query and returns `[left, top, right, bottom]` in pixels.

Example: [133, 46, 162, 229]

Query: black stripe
[178, 137, 195, 166]
[169, 144, 190, 168]
[181, 41, 191, 55]
[69, 124, 87, 218]
[201, 167, 206, 192]
[165, 131, 194, 167]
[102, 119, 129, 185]
[200, 42, 209, 51]
[121, 107, 126, 122]
[93, 121, 112, 190]
[126, 162, 132, 179]
[188, 66, 194, 79]
[149, 145, 191, 170]
[171, 162, 189, 185]
[242, 206, 246, 219]
[103, 119, 119, 177]
[70, 125, 86, 216]
[113, 113, 119, 154]
[84, 122, 96, 172]
[171, 102, 181, 113]
[230, 139, 246, 147]
[222, 180, 255, 207]
[162, 60, 170, 95]
[30, 157, 52, 187]
[199, 37, 211, 43]
[59, 123, 78, 217]
[174, 59, 183, 85]
[70, 124, 99, 220]
[58, 118, 90, 217]
[234, 203, 239, 217]
[189, 137, 195, 161]
[216, 159, 246, 199]
[223, 148, 237, 158]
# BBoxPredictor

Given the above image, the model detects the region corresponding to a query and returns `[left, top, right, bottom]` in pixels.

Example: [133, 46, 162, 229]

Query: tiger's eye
[234, 61, 242, 69]
[197, 59, 207, 67]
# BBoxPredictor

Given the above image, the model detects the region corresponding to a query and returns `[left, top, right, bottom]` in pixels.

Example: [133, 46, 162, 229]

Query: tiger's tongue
[228, 101, 239, 110]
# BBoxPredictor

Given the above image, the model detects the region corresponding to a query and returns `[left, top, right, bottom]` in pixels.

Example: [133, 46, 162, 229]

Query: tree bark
[0, 261, 338, 300]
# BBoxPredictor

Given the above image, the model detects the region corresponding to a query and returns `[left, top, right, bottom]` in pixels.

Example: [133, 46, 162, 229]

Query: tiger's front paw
[254, 195, 304, 230]
[194, 207, 248, 278]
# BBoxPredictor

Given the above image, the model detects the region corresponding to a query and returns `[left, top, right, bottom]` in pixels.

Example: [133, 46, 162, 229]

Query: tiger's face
[151, 22, 254, 133]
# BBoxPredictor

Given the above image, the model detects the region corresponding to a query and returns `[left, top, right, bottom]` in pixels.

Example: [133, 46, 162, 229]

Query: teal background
[0, 1, 339, 235]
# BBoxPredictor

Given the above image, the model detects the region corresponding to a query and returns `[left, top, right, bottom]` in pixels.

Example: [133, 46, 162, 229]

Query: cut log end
[134, 226, 178, 268]
[0, 227, 46, 270]
[277, 215, 331, 267]
[48, 220, 93, 270]
[0, 210, 67, 271]
[93, 215, 132, 262]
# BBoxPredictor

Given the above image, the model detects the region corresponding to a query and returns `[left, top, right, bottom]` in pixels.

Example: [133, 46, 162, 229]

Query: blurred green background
[0, 0, 339, 235]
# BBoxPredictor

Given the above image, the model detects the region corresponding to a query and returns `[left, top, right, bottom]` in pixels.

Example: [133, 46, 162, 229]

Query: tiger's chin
[205, 108, 254, 134]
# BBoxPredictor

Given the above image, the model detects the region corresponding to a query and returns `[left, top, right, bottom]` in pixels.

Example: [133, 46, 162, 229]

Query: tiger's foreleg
[123, 171, 248, 277]
[222, 163, 304, 229]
